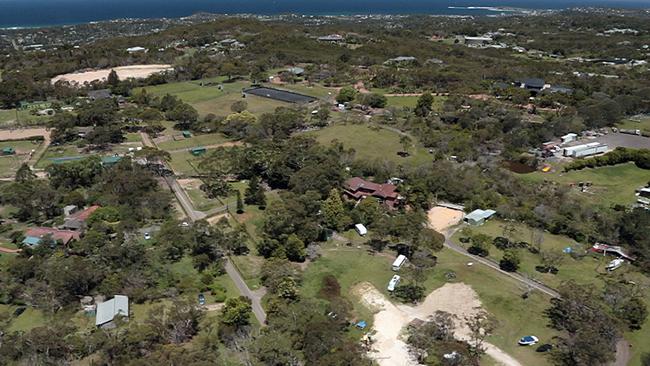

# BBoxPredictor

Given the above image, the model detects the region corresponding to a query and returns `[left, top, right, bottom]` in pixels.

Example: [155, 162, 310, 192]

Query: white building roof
[465, 209, 496, 222]
[95, 295, 129, 326]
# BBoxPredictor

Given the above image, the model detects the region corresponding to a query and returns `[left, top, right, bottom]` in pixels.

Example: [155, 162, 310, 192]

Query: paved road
[443, 228, 560, 298]
[143, 131, 267, 325]
[225, 259, 267, 324]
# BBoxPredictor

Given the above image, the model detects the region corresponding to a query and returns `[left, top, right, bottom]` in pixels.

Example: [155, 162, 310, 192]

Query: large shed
[96, 295, 129, 328]
[464, 209, 496, 226]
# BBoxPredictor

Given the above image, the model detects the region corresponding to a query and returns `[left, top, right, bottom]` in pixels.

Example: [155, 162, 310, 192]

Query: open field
[274, 82, 335, 99]
[138, 78, 288, 117]
[168, 150, 202, 176]
[618, 116, 650, 135]
[305, 123, 433, 166]
[51, 64, 172, 85]
[517, 162, 649, 207]
[301, 244, 557, 366]
[386, 95, 446, 110]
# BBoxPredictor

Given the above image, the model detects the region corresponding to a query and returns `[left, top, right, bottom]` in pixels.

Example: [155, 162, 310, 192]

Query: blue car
[198, 294, 206, 306]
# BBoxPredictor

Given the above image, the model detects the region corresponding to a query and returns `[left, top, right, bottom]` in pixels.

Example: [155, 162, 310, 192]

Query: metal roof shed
[95, 295, 129, 327]
[464, 209, 496, 226]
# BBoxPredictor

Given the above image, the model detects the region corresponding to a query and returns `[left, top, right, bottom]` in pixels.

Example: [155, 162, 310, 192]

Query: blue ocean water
[0, 0, 648, 28]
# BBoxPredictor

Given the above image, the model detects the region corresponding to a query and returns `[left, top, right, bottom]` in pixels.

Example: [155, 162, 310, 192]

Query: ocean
[0, 0, 648, 28]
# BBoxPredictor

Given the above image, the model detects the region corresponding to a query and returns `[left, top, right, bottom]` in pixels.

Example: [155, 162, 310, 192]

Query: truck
[392, 254, 408, 271]
[387, 275, 401, 292]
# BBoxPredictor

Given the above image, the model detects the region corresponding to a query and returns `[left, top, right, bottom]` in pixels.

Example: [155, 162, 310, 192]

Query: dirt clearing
[354, 282, 522, 366]
[0, 128, 49, 141]
[52, 64, 172, 85]
[427, 206, 464, 232]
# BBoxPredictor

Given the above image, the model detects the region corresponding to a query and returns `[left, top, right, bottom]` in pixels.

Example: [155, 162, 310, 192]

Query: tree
[499, 250, 520, 272]
[336, 87, 357, 104]
[322, 189, 350, 231]
[220, 297, 252, 327]
[399, 134, 412, 155]
[15, 163, 36, 183]
[285, 234, 306, 262]
[539, 250, 563, 273]
[357, 92, 387, 108]
[244, 176, 266, 208]
[619, 297, 648, 330]
[414, 93, 434, 117]
[313, 103, 331, 126]
[642, 352, 650, 366]
[465, 310, 496, 363]
[467, 233, 491, 257]
[166, 103, 198, 129]
[236, 191, 244, 214]
[231, 100, 248, 113]
[394, 283, 425, 303]
[107, 69, 120, 87]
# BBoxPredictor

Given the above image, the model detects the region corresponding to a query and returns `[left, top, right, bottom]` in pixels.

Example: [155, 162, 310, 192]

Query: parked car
[198, 293, 206, 306]
[518, 335, 539, 346]
[144, 232, 151, 240]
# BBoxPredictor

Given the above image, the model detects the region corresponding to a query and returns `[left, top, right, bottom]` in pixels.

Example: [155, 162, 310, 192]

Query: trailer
[573, 144, 608, 158]
[354, 223, 368, 236]
[392, 255, 408, 271]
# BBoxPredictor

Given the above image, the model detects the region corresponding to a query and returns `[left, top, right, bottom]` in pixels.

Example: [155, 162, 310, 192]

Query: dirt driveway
[354, 282, 522, 366]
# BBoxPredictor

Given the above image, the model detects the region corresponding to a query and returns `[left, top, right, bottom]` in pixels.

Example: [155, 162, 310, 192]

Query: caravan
[392, 255, 408, 271]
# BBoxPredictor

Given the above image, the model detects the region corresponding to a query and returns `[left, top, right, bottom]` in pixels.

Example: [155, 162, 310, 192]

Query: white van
[387, 275, 401, 292]
[355, 223, 368, 236]
[392, 254, 407, 271]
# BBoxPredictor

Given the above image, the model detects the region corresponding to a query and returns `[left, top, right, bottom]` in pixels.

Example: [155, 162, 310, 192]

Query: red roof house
[343, 177, 400, 208]
[24, 227, 80, 246]
[62, 205, 100, 231]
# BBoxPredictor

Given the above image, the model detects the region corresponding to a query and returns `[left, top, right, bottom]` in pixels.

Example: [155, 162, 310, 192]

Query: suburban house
[95, 295, 129, 328]
[62, 205, 100, 231]
[23, 227, 81, 247]
[463, 209, 497, 226]
[317, 34, 345, 43]
[87, 89, 112, 101]
[343, 177, 401, 209]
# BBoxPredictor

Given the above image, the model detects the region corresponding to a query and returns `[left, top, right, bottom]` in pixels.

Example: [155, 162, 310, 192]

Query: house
[463, 36, 493, 46]
[384, 56, 417, 66]
[62, 205, 100, 231]
[23, 227, 80, 247]
[95, 295, 129, 328]
[561, 133, 578, 144]
[591, 243, 636, 261]
[463, 209, 496, 226]
[87, 89, 112, 101]
[63, 205, 78, 217]
[515, 78, 547, 93]
[544, 85, 574, 95]
[343, 177, 400, 209]
[287, 67, 305, 76]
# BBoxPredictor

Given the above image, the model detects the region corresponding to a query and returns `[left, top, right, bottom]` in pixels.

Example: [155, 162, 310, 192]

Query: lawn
[5, 306, 48, 332]
[517, 163, 649, 207]
[168, 150, 203, 176]
[157, 132, 231, 151]
[0, 155, 25, 178]
[386, 95, 446, 110]
[618, 116, 650, 135]
[305, 123, 433, 167]
[301, 243, 557, 366]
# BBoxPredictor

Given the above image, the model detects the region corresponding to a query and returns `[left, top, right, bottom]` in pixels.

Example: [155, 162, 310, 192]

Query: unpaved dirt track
[355, 282, 522, 366]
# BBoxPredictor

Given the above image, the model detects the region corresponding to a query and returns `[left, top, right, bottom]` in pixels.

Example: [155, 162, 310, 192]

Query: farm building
[243, 87, 317, 104]
[464, 209, 496, 226]
[563, 143, 608, 158]
[343, 177, 401, 209]
[561, 133, 578, 144]
[96, 295, 129, 328]
[101, 156, 122, 167]
[191, 147, 207, 156]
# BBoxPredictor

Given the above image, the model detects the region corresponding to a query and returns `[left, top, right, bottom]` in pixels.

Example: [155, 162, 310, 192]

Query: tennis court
[243, 86, 317, 104]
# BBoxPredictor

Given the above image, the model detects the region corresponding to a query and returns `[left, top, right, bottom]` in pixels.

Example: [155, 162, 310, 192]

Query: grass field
[517, 163, 649, 207]
[157, 132, 231, 151]
[168, 150, 203, 176]
[276, 83, 335, 99]
[618, 116, 650, 135]
[386, 95, 447, 110]
[0, 109, 50, 128]
[305, 123, 433, 167]
[137, 78, 289, 118]
[301, 243, 557, 366]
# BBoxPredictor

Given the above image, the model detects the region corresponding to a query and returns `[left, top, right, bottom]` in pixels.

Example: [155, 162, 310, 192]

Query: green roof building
[2, 147, 15, 155]
[190, 147, 207, 156]
[182, 131, 192, 138]
[101, 156, 122, 167]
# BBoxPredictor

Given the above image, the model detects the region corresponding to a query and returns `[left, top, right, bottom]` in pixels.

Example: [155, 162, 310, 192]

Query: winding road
[142, 131, 267, 325]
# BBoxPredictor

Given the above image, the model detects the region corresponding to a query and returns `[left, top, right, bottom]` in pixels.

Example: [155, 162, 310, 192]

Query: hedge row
[564, 147, 650, 172]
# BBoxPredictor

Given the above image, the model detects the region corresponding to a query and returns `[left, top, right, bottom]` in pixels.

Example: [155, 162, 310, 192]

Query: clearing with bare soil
[354, 282, 522, 366]
[51, 65, 172, 85]
[427, 206, 464, 232]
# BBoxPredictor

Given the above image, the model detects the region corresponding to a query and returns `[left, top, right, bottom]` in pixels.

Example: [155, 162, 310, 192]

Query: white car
[144, 232, 151, 240]
[518, 335, 539, 346]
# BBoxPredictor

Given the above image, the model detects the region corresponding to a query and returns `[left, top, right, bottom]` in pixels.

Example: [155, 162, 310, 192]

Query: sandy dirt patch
[354, 282, 521, 366]
[0, 128, 50, 141]
[206, 213, 229, 226]
[51, 64, 173, 85]
[427, 206, 464, 232]
[177, 178, 203, 190]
